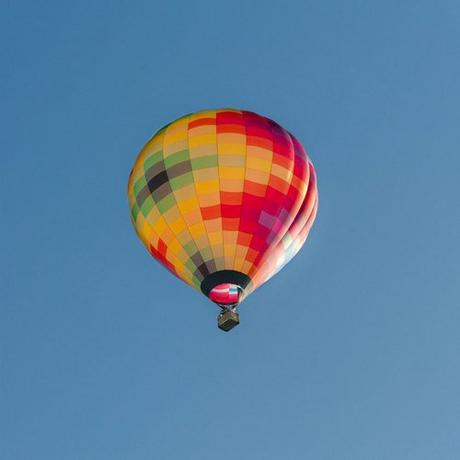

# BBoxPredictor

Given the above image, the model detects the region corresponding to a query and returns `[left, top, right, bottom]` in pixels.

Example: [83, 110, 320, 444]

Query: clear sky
[2, 1, 460, 459]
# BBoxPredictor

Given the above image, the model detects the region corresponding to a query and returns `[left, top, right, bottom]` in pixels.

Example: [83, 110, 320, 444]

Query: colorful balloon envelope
[128, 109, 318, 328]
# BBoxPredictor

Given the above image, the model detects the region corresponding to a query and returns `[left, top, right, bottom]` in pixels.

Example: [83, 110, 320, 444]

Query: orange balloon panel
[128, 109, 318, 307]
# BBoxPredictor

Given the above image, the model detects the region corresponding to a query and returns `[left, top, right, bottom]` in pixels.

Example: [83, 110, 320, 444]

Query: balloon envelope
[128, 109, 318, 308]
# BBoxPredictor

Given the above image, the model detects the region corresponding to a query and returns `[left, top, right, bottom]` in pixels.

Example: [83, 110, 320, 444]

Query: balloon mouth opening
[209, 283, 242, 308]
[200, 270, 252, 308]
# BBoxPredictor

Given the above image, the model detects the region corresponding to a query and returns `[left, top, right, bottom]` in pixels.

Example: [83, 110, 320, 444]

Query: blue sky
[2, 1, 460, 459]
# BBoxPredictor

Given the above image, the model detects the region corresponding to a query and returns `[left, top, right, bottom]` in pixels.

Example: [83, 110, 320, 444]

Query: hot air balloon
[128, 109, 318, 331]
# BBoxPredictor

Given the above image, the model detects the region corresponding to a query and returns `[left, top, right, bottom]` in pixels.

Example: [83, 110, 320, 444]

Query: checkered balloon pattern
[128, 109, 318, 306]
